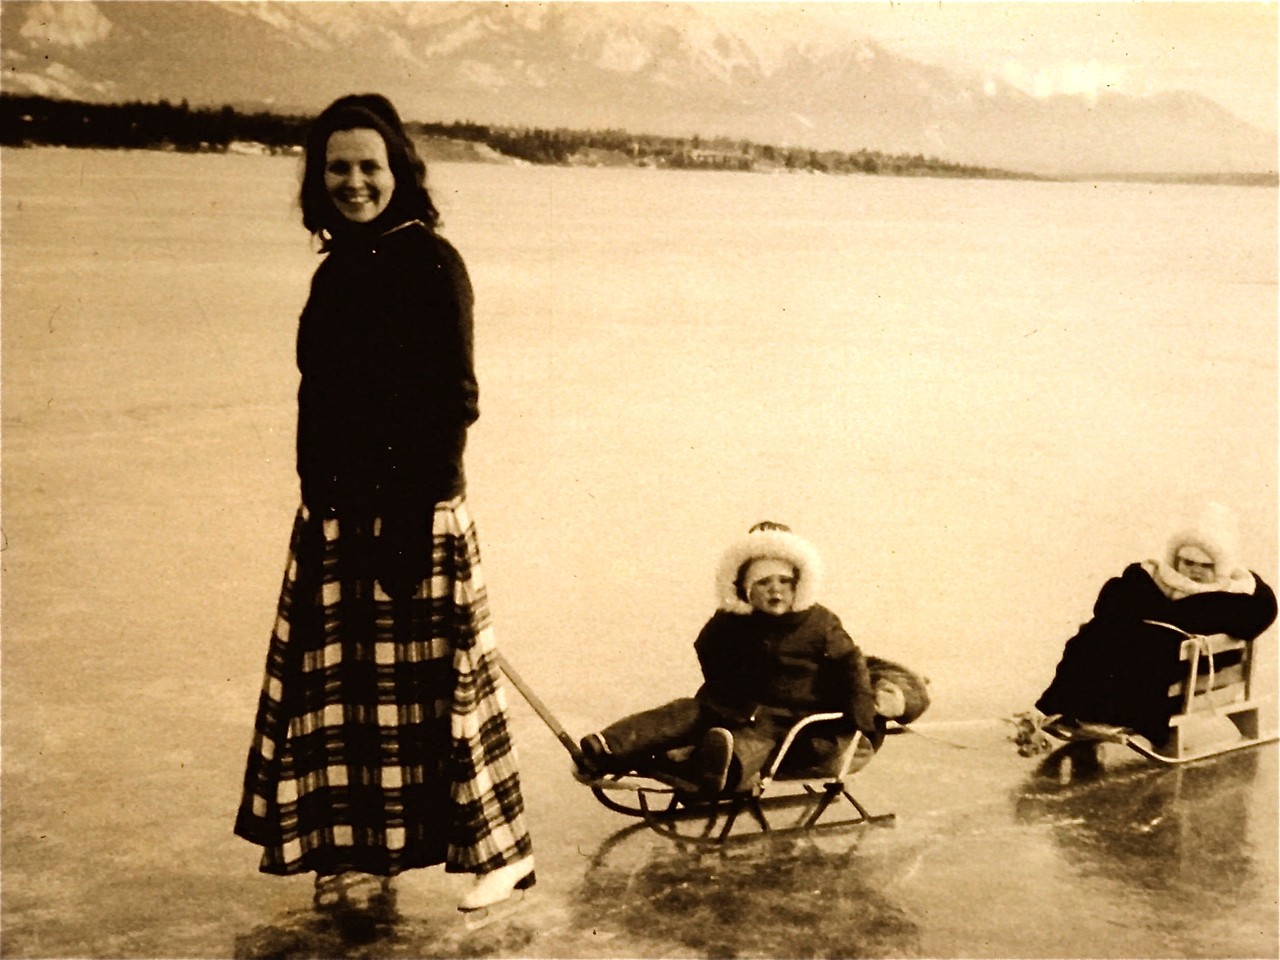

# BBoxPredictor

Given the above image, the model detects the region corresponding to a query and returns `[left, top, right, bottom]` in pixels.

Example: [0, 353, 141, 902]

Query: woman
[1029, 502, 1276, 747]
[234, 94, 534, 914]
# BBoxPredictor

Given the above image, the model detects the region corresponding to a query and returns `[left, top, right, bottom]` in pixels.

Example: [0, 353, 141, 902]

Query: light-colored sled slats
[1168, 663, 1245, 698]
[1148, 626, 1273, 763]
[1043, 625, 1276, 767]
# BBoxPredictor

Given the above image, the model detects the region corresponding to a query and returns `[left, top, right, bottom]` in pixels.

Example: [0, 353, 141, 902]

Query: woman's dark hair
[300, 93, 440, 244]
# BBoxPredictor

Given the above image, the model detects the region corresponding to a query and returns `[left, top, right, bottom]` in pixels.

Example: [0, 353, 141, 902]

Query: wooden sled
[577, 712, 895, 846]
[1040, 622, 1276, 776]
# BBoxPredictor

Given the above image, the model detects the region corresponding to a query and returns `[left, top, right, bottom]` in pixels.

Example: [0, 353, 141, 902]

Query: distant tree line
[0, 93, 308, 152]
[1, 93, 1027, 180]
[413, 116, 1020, 179]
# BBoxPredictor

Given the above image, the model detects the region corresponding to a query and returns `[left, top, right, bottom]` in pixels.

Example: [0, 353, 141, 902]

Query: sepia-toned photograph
[1, 2, 1276, 957]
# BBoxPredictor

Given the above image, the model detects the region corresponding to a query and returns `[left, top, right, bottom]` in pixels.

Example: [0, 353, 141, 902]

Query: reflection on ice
[578, 823, 920, 957]
[232, 883, 542, 960]
[233, 901, 398, 960]
[234, 882, 402, 960]
[1014, 750, 1261, 902]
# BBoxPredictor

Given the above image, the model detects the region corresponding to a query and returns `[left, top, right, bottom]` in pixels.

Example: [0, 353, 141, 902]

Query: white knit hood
[1146, 502, 1257, 599]
[715, 526, 824, 614]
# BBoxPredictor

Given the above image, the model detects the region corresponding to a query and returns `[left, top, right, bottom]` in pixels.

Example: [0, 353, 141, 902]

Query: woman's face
[323, 127, 396, 224]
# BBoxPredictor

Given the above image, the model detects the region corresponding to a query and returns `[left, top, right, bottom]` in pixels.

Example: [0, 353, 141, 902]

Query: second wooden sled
[1038, 621, 1276, 779]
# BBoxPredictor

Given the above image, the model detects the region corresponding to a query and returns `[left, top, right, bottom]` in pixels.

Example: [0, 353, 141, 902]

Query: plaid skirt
[234, 495, 532, 877]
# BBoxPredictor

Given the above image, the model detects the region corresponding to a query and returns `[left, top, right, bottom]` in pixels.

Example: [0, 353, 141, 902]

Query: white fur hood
[715, 527, 824, 614]
[1144, 560, 1257, 599]
[1149, 502, 1257, 598]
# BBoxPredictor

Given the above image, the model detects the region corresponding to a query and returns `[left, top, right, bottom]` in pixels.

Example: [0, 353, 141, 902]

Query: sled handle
[496, 651, 586, 766]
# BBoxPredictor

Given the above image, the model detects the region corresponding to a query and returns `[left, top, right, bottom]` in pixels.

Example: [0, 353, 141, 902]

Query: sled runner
[1033, 621, 1275, 776]
[497, 654, 896, 845]
[576, 712, 895, 845]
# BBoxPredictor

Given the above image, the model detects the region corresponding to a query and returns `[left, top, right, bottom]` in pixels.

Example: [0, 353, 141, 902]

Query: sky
[803, 1, 1277, 133]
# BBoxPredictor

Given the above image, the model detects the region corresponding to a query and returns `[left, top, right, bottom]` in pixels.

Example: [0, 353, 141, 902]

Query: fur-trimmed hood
[715, 527, 824, 614]
[1146, 502, 1257, 599]
[1145, 560, 1257, 599]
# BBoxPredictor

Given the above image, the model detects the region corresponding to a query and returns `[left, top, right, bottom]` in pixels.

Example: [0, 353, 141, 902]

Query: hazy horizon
[2, 1, 1275, 177]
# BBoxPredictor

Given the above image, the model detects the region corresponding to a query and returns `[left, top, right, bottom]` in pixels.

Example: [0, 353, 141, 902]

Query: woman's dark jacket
[1035, 563, 1277, 741]
[693, 605, 878, 735]
[296, 221, 478, 519]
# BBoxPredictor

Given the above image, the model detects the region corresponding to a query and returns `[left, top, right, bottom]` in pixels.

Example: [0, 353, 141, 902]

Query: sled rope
[895, 723, 975, 750]
[1193, 634, 1217, 695]
[1143, 619, 1216, 702]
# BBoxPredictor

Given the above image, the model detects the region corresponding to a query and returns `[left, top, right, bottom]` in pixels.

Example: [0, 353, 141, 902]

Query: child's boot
[578, 732, 625, 776]
[697, 727, 734, 794]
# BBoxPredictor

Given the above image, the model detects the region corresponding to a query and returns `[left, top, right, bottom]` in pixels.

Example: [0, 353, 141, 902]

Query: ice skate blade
[459, 890, 529, 931]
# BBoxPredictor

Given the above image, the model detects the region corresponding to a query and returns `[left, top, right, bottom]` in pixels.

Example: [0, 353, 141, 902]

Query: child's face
[1174, 547, 1216, 584]
[747, 574, 797, 616]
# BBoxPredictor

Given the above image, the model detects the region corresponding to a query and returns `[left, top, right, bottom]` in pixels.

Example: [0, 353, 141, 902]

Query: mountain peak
[1, 0, 1272, 175]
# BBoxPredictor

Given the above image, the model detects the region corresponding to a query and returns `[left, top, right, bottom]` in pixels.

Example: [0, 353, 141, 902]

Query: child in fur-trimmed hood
[1030, 502, 1276, 746]
[577, 522, 927, 794]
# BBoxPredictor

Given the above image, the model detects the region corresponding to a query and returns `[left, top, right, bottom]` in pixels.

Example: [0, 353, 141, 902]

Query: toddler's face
[1174, 548, 1216, 584]
[747, 574, 797, 616]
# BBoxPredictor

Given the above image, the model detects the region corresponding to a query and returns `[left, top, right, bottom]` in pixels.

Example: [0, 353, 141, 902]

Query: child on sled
[1013, 501, 1276, 759]
[577, 521, 928, 794]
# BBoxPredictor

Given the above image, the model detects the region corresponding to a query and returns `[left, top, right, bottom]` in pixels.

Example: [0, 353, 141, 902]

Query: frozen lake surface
[1, 147, 1276, 957]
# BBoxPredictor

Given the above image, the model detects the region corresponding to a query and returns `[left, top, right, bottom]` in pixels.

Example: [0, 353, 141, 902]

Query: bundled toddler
[579, 522, 925, 793]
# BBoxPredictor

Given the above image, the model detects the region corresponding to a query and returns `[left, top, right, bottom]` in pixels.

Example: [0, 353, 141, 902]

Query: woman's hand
[375, 508, 432, 599]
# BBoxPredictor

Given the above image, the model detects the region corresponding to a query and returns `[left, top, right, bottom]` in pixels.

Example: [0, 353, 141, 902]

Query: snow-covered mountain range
[2, 1, 1274, 175]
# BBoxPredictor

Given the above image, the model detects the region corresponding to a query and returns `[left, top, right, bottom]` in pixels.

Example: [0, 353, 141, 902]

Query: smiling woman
[297, 95, 440, 245]
[232, 93, 535, 917]
[322, 128, 397, 224]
